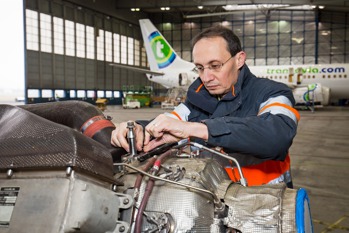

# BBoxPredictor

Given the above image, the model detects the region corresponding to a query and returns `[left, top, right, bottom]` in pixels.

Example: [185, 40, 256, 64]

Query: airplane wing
[109, 63, 164, 76]
[286, 83, 316, 89]
[285, 83, 296, 89]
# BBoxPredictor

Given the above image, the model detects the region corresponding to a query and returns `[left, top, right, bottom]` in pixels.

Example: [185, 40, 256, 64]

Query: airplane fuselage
[249, 63, 348, 101]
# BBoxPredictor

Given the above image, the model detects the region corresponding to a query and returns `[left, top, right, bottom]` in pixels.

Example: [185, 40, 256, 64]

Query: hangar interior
[2, 1, 349, 232]
[25, 0, 348, 104]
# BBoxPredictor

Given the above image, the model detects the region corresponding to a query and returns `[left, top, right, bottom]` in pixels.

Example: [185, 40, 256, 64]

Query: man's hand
[111, 121, 144, 152]
[143, 114, 208, 152]
[144, 114, 189, 142]
[143, 133, 180, 152]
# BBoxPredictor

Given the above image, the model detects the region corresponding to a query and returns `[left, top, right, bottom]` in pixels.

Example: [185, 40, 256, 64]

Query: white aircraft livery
[110, 19, 348, 106]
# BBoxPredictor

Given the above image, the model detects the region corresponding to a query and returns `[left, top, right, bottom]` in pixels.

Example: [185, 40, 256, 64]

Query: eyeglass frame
[192, 55, 234, 74]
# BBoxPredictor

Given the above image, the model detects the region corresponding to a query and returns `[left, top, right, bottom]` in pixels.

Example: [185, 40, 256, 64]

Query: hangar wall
[150, 10, 349, 66]
[25, 0, 162, 104]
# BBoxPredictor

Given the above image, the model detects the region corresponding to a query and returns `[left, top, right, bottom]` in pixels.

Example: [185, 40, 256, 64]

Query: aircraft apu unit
[0, 101, 313, 233]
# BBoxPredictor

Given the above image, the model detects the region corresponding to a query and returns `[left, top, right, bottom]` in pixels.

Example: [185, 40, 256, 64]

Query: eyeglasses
[192, 56, 233, 74]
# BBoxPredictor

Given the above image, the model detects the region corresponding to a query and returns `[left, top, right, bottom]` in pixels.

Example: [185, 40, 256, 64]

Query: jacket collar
[187, 65, 251, 114]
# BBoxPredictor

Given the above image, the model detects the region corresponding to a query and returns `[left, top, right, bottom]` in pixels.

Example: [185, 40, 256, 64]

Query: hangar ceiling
[113, 0, 349, 16]
[63, 0, 349, 24]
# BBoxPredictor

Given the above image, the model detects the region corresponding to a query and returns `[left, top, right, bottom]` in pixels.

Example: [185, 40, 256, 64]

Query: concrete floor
[104, 105, 349, 233]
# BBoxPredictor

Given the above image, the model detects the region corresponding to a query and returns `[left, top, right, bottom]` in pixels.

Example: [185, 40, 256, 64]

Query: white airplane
[249, 64, 348, 106]
[110, 19, 349, 106]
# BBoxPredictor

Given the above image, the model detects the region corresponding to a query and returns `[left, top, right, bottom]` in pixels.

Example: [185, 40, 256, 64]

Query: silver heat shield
[119, 157, 231, 232]
[224, 182, 297, 233]
[119, 155, 301, 233]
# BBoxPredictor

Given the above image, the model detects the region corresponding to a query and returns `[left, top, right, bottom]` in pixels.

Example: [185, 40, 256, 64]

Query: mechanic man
[111, 26, 299, 188]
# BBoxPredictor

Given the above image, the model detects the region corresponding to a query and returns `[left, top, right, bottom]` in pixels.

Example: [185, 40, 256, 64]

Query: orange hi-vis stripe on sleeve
[259, 103, 300, 122]
[225, 154, 291, 186]
[170, 111, 182, 120]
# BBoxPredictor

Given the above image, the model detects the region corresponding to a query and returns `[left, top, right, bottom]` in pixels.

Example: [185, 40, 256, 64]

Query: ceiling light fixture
[185, 3, 316, 19]
[131, 8, 140, 11]
[223, 4, 289, 11]
[161, 7, 170, 11]
[198, 6, 203, 9]
[286, 5, 314, 10]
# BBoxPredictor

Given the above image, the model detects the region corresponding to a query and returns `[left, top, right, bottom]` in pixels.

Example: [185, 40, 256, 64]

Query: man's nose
[201, 69, 214, 82]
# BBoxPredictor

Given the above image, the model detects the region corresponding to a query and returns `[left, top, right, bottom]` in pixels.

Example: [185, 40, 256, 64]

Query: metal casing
[0, 170, 131, 233]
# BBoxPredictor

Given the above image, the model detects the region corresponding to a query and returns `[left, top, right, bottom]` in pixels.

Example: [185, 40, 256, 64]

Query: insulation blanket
[224, 182, 297, 232]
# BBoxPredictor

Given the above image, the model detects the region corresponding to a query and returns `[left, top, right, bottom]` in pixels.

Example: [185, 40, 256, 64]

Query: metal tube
[114, 162, 224, 209]
[127, 121, 137, 156]
[190, 142, 248, 187]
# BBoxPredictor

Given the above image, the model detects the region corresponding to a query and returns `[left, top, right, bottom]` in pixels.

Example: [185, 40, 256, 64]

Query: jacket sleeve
[203, 93, 299, 161]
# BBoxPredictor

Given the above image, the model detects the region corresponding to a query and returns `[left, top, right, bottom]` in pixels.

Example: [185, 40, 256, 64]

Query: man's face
[192, 36, 244, 96]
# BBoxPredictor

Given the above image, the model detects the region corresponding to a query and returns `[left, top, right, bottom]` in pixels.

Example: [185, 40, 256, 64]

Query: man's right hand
[111, 121, 145, 152]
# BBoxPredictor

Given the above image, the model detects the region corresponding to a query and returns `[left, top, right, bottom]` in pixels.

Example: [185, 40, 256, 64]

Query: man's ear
[237, 51, 246, 69]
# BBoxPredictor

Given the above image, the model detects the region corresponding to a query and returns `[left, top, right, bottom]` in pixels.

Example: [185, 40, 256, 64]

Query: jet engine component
[0, 102, 313, 233]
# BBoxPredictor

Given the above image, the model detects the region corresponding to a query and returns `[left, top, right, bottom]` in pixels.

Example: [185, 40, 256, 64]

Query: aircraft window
[339, 75, 342, 78]
[279, 76, 282, 79]
[328, 75, 331, 78]
[313, 75, 315, 79]
[323, 75, 325, 78]
[344, 74, 347, 78]
[334, 75, 336, 78]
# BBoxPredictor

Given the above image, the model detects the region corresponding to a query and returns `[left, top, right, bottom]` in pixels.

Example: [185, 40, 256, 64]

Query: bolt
[6, 169, 13, 178]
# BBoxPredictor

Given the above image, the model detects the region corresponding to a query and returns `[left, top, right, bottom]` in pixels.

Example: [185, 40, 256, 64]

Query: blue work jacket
[185, 65, 298, 166]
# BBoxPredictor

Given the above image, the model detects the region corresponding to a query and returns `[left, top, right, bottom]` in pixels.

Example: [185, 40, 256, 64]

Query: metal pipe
[127, 121, 137, 156]
[190, 142, 248, 187]
[114, 162, 224, 209]
[134, 149, 175, 233]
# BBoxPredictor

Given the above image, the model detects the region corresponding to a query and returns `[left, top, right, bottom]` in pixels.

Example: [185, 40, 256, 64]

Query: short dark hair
[191, 26, 242, 57]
